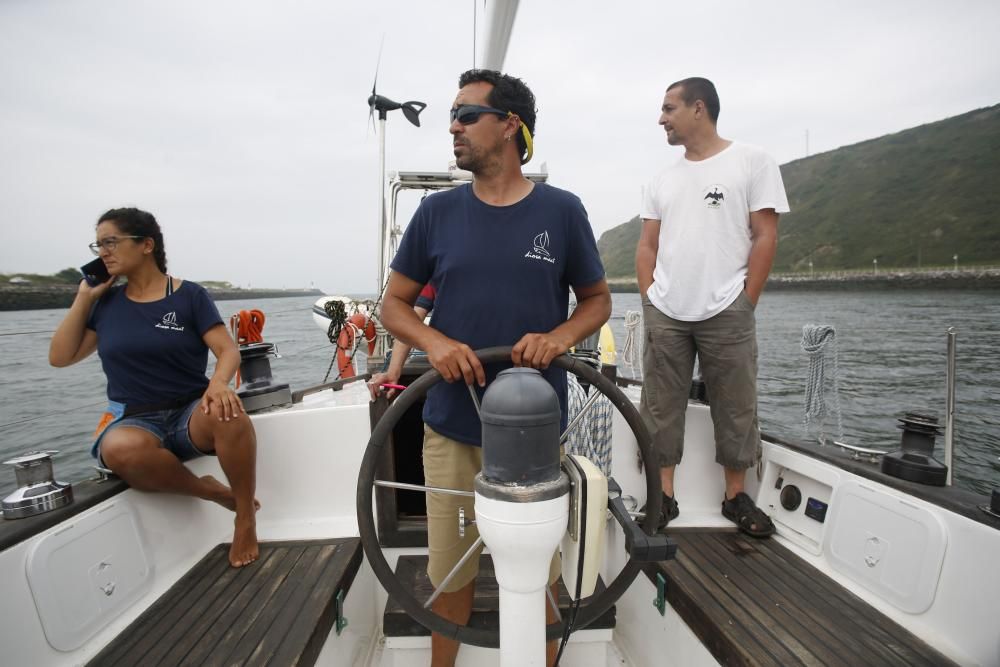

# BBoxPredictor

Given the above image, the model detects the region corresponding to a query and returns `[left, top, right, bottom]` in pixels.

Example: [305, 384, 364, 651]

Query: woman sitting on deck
[49, 207, 258, 567]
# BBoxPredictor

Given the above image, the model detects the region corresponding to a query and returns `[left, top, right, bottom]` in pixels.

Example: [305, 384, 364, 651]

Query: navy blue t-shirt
[390, 182, 606, 446]
[86, 281, 224, 406]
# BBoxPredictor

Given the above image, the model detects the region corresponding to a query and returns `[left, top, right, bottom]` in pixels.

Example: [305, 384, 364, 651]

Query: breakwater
[0, 285, 323, 311]
[607, 267, 1000, 293]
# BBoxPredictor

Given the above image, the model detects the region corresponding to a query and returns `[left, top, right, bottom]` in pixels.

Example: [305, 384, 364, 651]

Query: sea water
[1, 291, 997, 498]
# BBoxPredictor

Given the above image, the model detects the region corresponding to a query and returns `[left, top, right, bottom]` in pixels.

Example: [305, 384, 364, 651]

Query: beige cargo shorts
[423, 425, 561, 591]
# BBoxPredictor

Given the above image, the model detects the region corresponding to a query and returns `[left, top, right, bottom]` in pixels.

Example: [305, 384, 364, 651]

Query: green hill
[598, 104, 1000, 278]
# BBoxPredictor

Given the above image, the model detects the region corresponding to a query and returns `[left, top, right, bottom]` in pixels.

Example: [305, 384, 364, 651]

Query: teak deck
[649, 529, 958, 667]
[88, 538, 362, 667]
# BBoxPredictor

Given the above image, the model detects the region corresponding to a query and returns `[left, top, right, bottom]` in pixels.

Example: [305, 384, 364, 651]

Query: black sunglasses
[450, 104, 509, 125]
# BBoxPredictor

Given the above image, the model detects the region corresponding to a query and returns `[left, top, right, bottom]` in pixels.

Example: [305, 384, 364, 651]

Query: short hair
[97, 207, 167, 273]
[667, 77, 720, 124]
[458, 69, 536, 161]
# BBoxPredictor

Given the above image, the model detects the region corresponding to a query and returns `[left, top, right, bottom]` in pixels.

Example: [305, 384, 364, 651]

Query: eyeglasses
[450, 104, 509, 125]
[89, 236, 144, 255]
[450, 104, 535, 164]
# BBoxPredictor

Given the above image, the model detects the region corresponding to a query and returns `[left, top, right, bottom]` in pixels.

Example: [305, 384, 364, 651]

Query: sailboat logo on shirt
[155, 311, 185, 332]
[702, 184, 727, 209]
[533, 231, 551, 256]
[525, 230, 556, 264]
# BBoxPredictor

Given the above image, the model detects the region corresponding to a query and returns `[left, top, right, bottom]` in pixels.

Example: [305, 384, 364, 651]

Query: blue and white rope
[566, 375, 614, 476]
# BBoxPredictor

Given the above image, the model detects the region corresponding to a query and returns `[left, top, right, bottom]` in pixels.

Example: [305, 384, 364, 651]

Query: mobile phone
[80, 258, 111, 287]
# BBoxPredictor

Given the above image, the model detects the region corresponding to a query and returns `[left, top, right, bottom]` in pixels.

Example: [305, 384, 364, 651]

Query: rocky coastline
[0, 285, 323, 312]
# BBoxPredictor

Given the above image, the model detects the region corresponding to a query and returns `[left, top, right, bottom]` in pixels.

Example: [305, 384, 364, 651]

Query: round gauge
[780, 484, 802, 511]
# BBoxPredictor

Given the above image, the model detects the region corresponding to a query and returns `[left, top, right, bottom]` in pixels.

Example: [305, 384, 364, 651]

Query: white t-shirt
[641, 141, 790, 321]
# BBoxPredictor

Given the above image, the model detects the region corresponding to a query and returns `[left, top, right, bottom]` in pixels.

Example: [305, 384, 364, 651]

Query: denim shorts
[93, 398, 210, 467]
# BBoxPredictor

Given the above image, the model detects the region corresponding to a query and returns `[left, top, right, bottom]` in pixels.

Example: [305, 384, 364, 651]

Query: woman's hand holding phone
[77, 258, 116, 300]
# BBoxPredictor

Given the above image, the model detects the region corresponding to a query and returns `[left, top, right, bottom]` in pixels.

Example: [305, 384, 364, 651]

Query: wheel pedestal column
[476, 367, 568, 666]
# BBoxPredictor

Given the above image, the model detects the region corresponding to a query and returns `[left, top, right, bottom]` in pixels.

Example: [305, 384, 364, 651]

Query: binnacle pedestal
[474, 368, 569, 667]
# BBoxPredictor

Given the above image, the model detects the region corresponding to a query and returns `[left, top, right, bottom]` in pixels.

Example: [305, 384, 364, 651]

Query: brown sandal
[722, 492, 775, 538]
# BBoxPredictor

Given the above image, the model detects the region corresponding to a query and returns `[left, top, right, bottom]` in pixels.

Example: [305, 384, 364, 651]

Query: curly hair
[458, 69, 537, 162]
[97, 207, 167, 273]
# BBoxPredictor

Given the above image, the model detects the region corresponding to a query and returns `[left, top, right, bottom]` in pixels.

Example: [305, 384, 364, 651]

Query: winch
[2, 450, 73, 519]
[236, 342, 292, 413]
[881, 412, 948, 486]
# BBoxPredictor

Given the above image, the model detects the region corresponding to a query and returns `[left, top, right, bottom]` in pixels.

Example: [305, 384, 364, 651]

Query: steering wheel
[356, 346, 662, 648]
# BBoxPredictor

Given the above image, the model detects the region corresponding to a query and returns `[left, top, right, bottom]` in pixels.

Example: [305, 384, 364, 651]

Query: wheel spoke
[467, 383, 482, 417]
[560, 388, 602, 445]
[424, 536, 484, 609]
[546, 585, 562, 622]
[374, 479, 474, 497]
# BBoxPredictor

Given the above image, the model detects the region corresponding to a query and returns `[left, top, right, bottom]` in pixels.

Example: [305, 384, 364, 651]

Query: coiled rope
[322, 299, 351, 382]
[620, 310, 643, 379]
[566, 375, 614, 476]
[230, 309, 265, 345]
[321, 285, 385, 383]
[801, 324, 843, 444]
[323, 300, 349, 344]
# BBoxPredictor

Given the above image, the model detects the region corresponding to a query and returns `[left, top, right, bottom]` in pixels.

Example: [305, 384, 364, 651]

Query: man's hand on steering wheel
[512, 332, 570, 370]
[424, 334, 486, 386]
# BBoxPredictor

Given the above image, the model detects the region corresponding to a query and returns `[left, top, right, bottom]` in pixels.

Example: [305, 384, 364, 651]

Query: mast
[478, 0, 520, 70]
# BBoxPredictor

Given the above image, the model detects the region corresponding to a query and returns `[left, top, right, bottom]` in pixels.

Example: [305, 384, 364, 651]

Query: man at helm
[382, 69, 611, 666]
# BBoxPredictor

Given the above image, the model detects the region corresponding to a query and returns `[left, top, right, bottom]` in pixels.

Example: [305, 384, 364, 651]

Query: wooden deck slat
[207, 544, 331, 666]
[726, 533, 947, 667]
[139, 549, 252, 666]
[667, 537, 801, 666]
[702, 532, 921, 667]
[262, 540, 363, 667]
[240, 547, 350, 667]
[692, 532, 869, 666]
[658, 536, 770, 667]
[88, 538, 361, 667]
[156, 546, 293, 666]
[97, 546, 236, 666]
[190, 544, 310, 666]
[684, 532, 851, 666]
[651, 530, 958, 667]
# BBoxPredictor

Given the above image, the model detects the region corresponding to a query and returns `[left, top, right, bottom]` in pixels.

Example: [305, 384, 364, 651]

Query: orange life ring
[336, 313, 377, 379]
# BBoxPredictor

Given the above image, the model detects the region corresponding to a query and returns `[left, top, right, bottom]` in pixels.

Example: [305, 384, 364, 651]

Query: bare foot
[230, 515, 258, 567]
[200, 475, 261, 512]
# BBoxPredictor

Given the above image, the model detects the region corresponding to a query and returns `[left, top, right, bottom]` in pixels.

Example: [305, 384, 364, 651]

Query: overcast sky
[2, 1, 998, 293]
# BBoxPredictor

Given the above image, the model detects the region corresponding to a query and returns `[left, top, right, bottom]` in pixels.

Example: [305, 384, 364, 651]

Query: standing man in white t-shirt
[636, 77, 789, 537]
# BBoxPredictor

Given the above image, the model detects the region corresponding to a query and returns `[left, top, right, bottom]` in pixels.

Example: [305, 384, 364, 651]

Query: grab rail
[832, 441, 885, 462]
[944, 328, 956, 486]
[291, 374, 370, 403]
